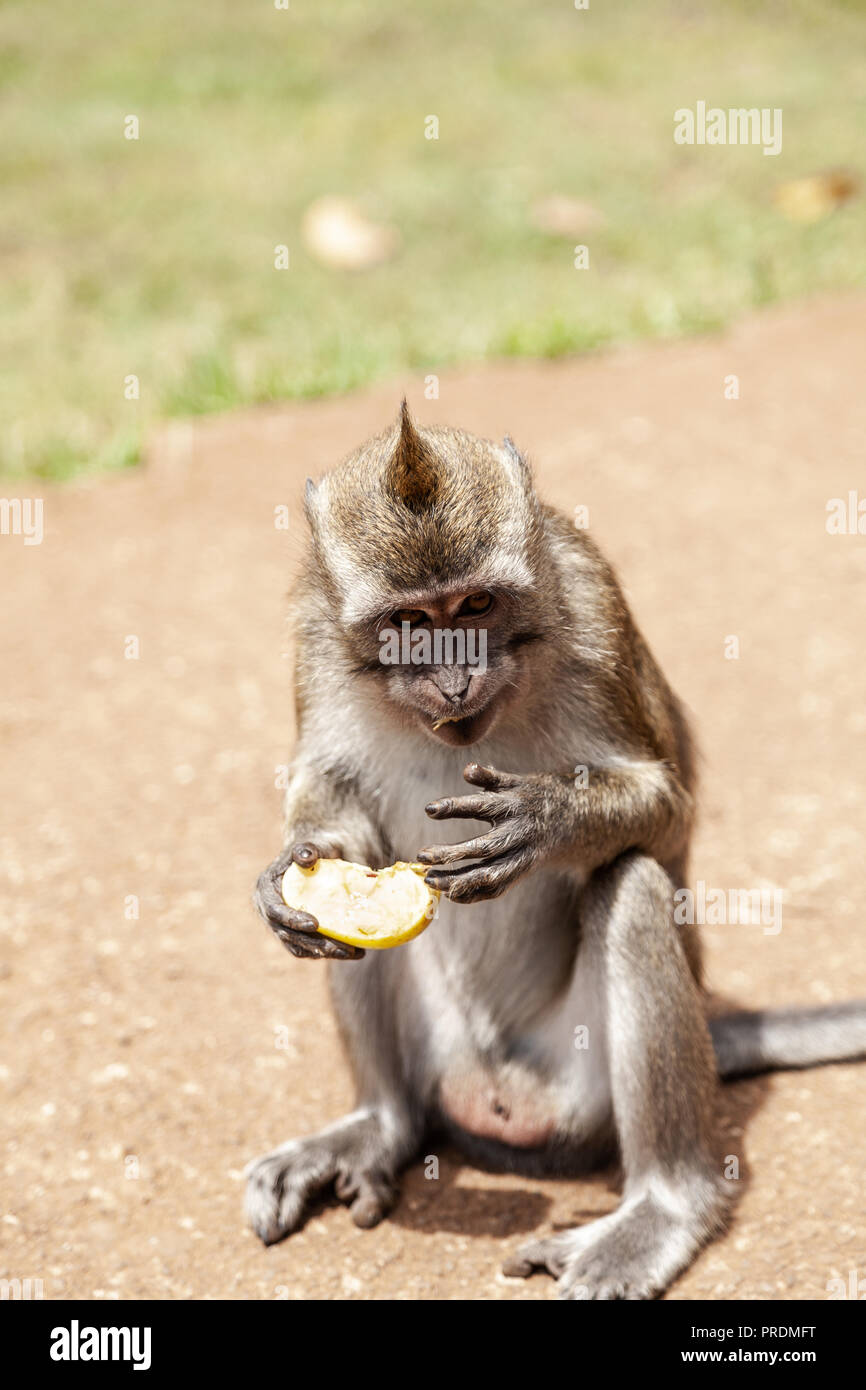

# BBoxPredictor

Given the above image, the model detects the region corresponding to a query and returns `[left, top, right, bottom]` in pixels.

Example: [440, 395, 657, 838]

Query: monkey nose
[430, 667, 472, 703]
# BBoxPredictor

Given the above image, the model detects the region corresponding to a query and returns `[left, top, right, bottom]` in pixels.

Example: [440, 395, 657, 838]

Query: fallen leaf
[773, 171, 858, 224]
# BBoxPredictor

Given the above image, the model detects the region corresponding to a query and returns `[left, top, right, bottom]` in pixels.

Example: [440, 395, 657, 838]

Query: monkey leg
[246, 957, 422, 1245]
[505, 851, 728, 1300]
[245, 1104, 416, 1244]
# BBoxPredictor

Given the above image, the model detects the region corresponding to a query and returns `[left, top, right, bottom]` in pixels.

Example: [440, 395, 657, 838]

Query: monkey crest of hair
[303, 400, 544, 599]
[387, 398, 442, 513]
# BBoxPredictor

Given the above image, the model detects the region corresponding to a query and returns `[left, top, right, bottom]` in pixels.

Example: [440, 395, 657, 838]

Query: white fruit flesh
[280, 858, 439, 950]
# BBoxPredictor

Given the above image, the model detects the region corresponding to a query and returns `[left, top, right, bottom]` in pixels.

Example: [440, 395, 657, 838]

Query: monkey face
[351, 583, 540, 746]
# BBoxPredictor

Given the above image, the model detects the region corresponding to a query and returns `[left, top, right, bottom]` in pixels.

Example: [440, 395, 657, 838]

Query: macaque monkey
[246, 402, 866, 1299]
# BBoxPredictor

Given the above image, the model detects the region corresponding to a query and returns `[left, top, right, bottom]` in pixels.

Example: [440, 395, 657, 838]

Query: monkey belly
[438, 1067, 560, 1147]
[400, 873, 613, 1152]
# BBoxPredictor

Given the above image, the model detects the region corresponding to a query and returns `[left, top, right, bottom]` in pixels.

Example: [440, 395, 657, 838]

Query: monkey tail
[710, 1000, 866, 1079]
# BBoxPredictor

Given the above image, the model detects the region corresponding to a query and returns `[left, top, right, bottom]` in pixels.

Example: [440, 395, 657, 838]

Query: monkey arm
[418, 759, 692, 904]
[253, 758, 390, 962]
[279, 757, 390, 866]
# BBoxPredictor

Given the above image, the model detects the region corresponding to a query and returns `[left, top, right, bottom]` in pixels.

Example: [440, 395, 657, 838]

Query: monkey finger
[258, 852, 330, 929]
[281, 928, 363, 962]
[260, 840, 339, 906]
[424, 847, 533, 903]
[255, 868, 316, 931]
[417, 827, 519, 866]
[424, 793, 506, 823]
[291, 841, 320, 868]
[263, 898, 319, 937]
[255, 867, 362, 959]
[462, 762, 522, 791]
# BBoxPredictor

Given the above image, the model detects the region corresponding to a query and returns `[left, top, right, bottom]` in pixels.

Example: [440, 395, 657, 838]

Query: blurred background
[1, 0, 864, 480]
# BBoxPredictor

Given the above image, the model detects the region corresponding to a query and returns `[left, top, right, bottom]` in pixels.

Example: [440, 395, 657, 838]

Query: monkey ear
[303, 477, 321, 531]
[502, 435, 533, 484]
[386, 399, 440, 512]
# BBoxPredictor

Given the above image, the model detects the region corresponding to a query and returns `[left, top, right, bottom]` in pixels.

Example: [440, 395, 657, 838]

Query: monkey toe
[350, 1191, 387, 1228]
[501, 1253, 534, 1279]
[244, 1142, 336, 1245]
[505, 1230, 656, 1299]
[550, 1200, 707, 1300]
[502, 1232, 575, 1281]
[245, 1178, 295, 1246]
[557, 1263, 654, 1302]
[337, 1167, 394, 1228]
[245, 1163, 306, 1244]
[246, 1119, 403, 1245]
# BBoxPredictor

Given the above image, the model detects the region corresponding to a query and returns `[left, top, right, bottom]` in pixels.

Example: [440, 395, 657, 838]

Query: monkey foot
[503, 1193, 714, 1300]
[244, 1110, 400, 1244]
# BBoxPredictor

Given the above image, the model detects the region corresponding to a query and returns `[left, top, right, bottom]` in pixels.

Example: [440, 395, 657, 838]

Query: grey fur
[711, 1002, 866, 1078]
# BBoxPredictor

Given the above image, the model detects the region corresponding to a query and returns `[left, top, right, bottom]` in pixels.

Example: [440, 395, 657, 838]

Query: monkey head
[302, 402, 558, 746]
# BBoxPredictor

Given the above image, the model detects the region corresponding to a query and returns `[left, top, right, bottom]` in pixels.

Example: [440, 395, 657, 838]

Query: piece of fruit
[280, 858, 439, 950]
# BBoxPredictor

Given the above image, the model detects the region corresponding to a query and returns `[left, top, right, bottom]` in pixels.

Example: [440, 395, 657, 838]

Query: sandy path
[2, 294, 865, 1300]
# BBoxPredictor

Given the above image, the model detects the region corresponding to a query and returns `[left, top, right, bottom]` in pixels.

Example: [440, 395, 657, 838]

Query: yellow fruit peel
[280, 858, 439, 950]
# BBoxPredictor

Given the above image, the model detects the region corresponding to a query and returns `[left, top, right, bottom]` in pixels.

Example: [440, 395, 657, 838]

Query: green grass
[2, 0, 866, 478]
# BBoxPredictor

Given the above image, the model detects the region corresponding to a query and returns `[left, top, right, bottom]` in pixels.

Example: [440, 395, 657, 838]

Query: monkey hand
[418, 763, 567, 903]
[253, 842, 365, 961]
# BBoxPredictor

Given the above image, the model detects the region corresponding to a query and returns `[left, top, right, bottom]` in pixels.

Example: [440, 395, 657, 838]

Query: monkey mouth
[431, 714, 462, 731]
[425, 702, 498, 746]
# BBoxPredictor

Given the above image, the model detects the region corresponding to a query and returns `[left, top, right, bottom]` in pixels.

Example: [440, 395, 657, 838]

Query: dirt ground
[2, 294, 865, 1301]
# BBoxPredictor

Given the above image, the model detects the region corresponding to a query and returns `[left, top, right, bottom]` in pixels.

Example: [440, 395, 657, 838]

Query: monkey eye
[392, 608, 428, 627]
[457, 591, 493, 617]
